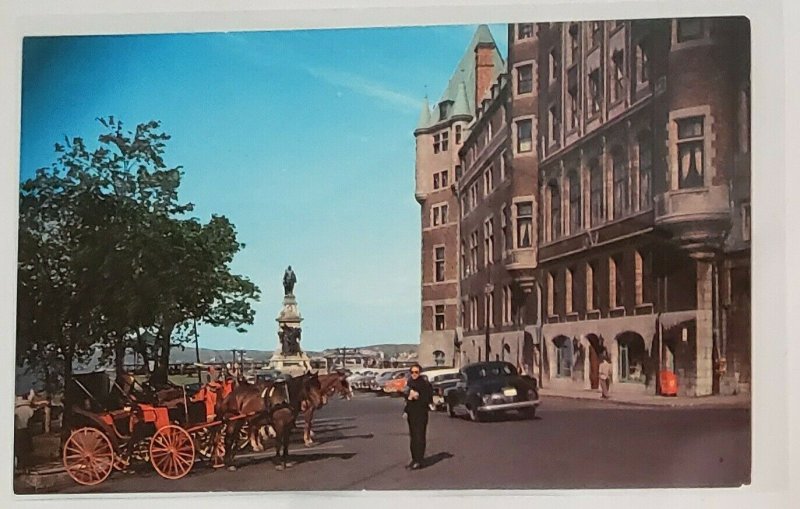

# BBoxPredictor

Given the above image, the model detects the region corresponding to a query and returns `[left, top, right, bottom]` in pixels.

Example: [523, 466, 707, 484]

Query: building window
[516, 201, 533, 248]
[610, 254, 624, 308]
[636, 40, 650, 84]
[470, 183, 479, 209]
[470, 231, 479, 273]
[501, 205, 512, 251]
[618, 338, 646, 382]
[634, 251, 644, 306]
[486, 291, 494, 328]
[590, 159, 604, 226]
[611, 50, 625, 104]
[555, 337, 572, 377]
[677, 116, 705, 188]
[433, 133, 441, 154]
[503, 286, 513, 325]
[588, 68, 601, 115]
[547, 180, 561, 242]
[432, 204, 448, 227]
[742, 202, 751, 241]
[568, 24, 579, 65]
[517, 64, 533, 94]
[567, 85, 579, 130]
[483, 218, 494, 266]
[500, 150, 508, 181]
[568, 170, 581, 234]
[439, 101, 451, 120]
[433, 172, 440, 190]
[590, 21, 602, 48]
[518, 24, 534, 40]
[547, 272, 555, 316]
[461, 196, 467, 217]
[469, 296, 478, 330]
[677, 19, 704, 43]
[441, 131, 449, 152]
[441, 170, 449, 187]
[433, 349, 446, 366]
[434, 305, 445, 331]
[461, 241, 467, 277]
[565, 268, 574, 314]
[586, 260, 599, 310]
[517, 119, 533, 152]
[549, 49, 559, 83]
[638, 134, 652, 209]
[455, 164, 463, 180]
[548, 105, 560, 146]
[434, 246, 446, 282]
[612, 149, 630, 218]
[484, 167, 494, 196]
[455, 124, 463, 144]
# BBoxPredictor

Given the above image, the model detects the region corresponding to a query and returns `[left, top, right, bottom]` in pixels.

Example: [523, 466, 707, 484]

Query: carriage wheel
[63, 427, 115, 486]
[149, 425, 195, 480]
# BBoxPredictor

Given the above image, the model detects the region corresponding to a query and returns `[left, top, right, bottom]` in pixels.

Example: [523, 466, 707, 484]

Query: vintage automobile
[444, 361, 539, 421]
[426, 368, 461, 411]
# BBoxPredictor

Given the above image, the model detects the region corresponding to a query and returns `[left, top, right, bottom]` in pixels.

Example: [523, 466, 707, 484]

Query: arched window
[568, 170, 581, 234]
[590, 158, 604, 226]
[612, 147, 630, 219]
[638, 132, 652, 209]
[554, 336, 573, 377]
[548, 180, 561, 241]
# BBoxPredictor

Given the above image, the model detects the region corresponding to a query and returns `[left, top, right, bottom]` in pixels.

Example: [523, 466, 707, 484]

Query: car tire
[447, 403, 456, 418]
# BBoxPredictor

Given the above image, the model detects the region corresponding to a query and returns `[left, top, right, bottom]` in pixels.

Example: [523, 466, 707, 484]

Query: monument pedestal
[267, 291, 310, 375]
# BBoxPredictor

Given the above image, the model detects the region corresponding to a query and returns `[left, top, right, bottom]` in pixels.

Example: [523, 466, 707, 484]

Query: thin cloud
[304, 66, 420, 112]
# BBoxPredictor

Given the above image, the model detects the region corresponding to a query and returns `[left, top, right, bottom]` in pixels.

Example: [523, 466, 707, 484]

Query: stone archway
[615, 331, 647, 385]
[551, 335, 573, 379]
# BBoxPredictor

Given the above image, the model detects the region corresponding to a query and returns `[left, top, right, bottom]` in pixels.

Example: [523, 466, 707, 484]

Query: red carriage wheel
[149, 425, 196, 480]
[63, 427, 115, 486]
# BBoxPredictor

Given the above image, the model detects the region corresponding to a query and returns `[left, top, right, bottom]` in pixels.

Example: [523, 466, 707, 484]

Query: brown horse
[216, 372, 323, 470]
[300, 372, 352, 447]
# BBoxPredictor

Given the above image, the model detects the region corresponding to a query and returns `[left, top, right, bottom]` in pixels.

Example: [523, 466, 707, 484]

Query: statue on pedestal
[283, 266, 297, 296]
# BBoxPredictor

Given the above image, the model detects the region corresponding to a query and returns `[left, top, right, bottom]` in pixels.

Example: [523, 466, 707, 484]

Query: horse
[215, 372, 323, 470]
[300, 372, 352, 447]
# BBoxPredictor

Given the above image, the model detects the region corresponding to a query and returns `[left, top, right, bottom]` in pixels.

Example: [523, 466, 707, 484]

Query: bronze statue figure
[279, 325, 302, 355]
[283, 266, 297, 296]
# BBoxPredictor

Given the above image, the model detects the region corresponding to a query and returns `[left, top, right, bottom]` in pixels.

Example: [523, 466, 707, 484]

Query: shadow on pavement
[422, 451, 453, 468]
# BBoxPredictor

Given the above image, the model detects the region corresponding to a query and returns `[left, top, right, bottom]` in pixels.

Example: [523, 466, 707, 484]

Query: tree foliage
[17, 118, 260, 391]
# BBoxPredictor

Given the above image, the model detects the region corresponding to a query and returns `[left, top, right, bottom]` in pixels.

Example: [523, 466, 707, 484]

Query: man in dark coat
[403, 364, 433, 470]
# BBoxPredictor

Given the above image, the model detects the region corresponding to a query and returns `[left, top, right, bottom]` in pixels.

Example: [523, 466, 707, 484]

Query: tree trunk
[60, 336, 74, 446]
[114, 339, 126, 377]
[150, 322, 175, 386]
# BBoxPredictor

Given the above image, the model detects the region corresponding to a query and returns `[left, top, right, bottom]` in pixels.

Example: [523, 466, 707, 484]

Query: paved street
[56, 392, 750, 493]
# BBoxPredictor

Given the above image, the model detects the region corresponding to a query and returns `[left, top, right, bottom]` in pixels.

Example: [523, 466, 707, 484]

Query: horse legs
[223, 420, 244, 470]
[303, 408, 315, 447]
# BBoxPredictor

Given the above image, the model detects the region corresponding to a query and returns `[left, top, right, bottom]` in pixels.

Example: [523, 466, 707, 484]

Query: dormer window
[439, 100, 453, 120]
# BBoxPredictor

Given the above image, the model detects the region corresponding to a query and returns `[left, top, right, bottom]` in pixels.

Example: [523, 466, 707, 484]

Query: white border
[1, 0, 795, 508]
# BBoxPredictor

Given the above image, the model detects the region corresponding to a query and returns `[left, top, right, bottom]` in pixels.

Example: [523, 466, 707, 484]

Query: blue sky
[19, 24, 508, 353]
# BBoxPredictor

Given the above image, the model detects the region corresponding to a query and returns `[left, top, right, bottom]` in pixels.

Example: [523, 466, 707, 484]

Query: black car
[444, 361, 540, 421]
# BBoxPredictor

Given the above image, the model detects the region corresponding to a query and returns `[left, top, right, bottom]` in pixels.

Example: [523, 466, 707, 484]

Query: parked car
[425, 368, 461, 410]
[369, 371, 398, 392]
[379, 370, 408, 394]
[444, 361, 539, 421]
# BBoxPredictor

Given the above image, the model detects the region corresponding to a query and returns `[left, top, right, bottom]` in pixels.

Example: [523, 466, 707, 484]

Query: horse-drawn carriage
[61, 369, 352, 486]
[62, 370, 250, 485]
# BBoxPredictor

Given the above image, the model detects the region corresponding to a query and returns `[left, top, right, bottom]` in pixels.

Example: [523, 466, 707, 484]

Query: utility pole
[194, 319, 202, 384]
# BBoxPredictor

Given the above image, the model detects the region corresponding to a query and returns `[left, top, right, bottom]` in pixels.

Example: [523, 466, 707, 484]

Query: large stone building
[413, 25, 505, 368]
[414, 18, 750, 398]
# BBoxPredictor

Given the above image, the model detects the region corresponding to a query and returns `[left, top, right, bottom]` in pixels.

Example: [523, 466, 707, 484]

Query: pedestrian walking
[403, 363, 432, 470]
[599, 353, 613, 399]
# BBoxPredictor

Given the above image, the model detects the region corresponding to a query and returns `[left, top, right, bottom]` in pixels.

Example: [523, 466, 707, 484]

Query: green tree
[17, 118, 260, 395]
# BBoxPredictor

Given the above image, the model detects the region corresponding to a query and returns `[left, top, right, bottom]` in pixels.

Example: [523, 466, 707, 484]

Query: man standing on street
[403, 364, 433, 470]
[599, 352, 613, 399]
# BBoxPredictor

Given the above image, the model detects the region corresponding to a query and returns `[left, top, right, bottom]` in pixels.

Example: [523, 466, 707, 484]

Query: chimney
[474, 41, 496, 109]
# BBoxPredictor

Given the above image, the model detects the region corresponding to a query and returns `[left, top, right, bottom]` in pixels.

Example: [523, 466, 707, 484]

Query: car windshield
[465, 363, 516, 380]
[433, 373, 460, 382]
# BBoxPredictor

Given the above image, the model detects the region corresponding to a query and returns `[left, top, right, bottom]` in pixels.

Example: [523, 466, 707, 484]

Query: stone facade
[414, 18, 750, 397]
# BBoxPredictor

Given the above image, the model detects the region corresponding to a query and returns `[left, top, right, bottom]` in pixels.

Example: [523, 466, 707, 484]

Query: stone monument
[268, 266, 311, 374]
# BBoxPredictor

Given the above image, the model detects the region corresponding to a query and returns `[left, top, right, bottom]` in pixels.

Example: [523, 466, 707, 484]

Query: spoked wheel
[150, 425, 196, 480]
[63, 427, 115, 486]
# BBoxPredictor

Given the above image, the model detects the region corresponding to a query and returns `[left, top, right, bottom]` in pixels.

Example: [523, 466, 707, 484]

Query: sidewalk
[540, 387, 751, 409]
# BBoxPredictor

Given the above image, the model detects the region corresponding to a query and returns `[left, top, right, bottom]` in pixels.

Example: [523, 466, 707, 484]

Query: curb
[541, 392, 751, 410]
[14, 470, 72, 494]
